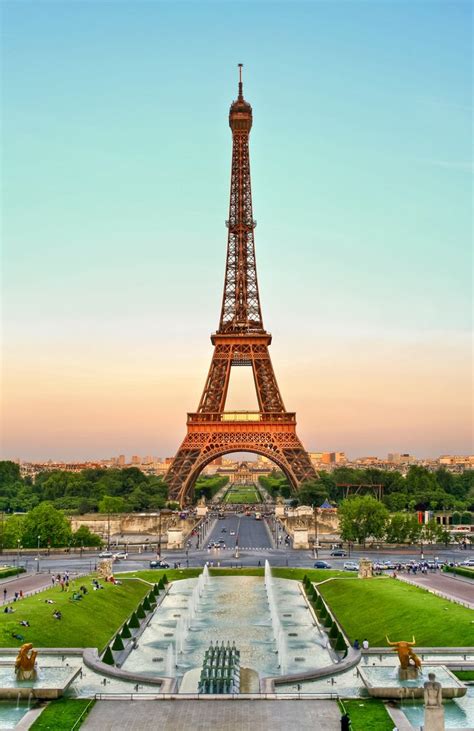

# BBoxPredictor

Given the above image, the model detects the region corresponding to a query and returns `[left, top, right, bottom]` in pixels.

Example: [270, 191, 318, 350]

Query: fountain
[165, 644, 175, 677]
[198, 641, 240, 694]
[0, 645, 81, 700]
[264, 561, 287, 674]
[15, 644, 37, 682]
[386, 636, 422, 680]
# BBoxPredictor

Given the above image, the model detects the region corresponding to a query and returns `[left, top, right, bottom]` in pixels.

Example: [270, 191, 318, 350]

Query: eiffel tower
[166, 66, 317, 505]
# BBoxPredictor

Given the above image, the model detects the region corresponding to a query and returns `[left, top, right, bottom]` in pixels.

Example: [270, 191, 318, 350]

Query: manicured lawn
[0, 575, 150, 651]
[454, 670, 474, 681]
[340, 699, 393, 731]
[319, 577, 474, 647]
[224, 487, 262, 504]
[30, 699, 95, 730]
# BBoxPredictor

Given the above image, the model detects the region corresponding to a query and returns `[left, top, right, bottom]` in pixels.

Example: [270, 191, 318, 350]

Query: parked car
[343, 561, 359, 571]
[313, 560, 331, 569]
[113, 552, 128, 560]
[330, 549, 347, 557]
[149, 560, 170, 569]
[98, 551, 113, 558]
[230, 531, 236, 536]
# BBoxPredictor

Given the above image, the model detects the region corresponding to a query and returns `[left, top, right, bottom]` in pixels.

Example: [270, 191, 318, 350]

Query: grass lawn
[0, 575, 150, 651]
[340, 699, 393, 731]
[319, 577, 474, 647]
[30, 699, 95, 730]
[454, 670, 474, 681]
[224, 487, 262, 504]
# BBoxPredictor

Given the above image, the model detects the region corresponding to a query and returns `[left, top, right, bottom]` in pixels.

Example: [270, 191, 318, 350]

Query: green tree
[73, 525, 102, 547]
[1, 514, 25, 549]
[98, 496, 127, 513]
[385, 513, 411, 543]
[338, 496, 389, 545]
[21, 503, 72, 548]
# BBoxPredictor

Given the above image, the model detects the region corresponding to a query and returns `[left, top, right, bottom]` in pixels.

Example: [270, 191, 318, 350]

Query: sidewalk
[398, 572, 474, 609]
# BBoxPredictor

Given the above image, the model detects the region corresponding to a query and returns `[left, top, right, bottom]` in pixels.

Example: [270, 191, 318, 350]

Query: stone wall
[70, 512, 197, 541]
[280, 509, 340, 540]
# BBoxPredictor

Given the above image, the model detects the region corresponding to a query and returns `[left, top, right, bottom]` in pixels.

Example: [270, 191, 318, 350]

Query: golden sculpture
[386, 636, 422, 670]
[15, 643, 38, 680]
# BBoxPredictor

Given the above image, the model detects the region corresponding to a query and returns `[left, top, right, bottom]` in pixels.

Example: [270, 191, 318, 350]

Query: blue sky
[2, 0, 472, 460]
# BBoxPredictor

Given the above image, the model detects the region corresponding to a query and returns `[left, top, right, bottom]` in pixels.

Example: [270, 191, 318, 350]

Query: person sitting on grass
[52, 610, 62, 620]
[79, 585, 88, 595]
[44, 599, 55, 604]
[19, 620, 30, 627]
[11, 633, 24, 641]
[4, 606, 15, 614]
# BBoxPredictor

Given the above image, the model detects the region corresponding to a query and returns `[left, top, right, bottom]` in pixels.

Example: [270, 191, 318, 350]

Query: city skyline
[2, 1, 472, 461]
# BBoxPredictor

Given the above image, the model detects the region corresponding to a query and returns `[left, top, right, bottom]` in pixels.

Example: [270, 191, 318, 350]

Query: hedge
[102, 646, 114, 665]
[443, 565, 474, 580]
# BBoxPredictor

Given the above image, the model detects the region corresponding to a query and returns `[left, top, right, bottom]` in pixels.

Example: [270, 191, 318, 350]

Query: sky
[1, 0, 472, 462]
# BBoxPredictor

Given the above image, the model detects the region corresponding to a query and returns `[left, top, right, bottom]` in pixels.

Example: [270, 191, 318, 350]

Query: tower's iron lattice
[166, 66, 317, 505]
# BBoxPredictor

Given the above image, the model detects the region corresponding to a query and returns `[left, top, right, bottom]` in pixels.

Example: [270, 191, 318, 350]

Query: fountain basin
[0, 666, 81, 699]
[358, 665, 467, 700]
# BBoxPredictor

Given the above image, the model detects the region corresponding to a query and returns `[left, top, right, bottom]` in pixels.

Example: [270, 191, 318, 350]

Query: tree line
[260, 465, 473, 513]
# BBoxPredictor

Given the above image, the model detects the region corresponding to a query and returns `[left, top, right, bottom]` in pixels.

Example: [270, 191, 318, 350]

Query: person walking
[362, 638, 369, 650]
[3, 589, 7, 603]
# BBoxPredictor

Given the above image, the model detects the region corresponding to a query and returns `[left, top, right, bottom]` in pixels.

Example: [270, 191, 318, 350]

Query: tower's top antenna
[238, 63, 243, 99]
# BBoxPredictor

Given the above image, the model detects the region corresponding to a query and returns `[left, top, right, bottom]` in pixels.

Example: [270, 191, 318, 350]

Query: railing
[93, 691, 341, 701]
[188, 412, 296, 424]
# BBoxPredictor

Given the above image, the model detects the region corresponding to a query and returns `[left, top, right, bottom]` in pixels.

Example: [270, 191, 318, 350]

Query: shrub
[128, 612, 140, 629]
[136, 604, 146, 619]
[334, 633, 347, 653]
[102, 646, 114, 665]
[157, 579, 165, 590]
[329, 621, 339, 639]
[121, 623, 132, 639]
[142, 597, 151, 611]
[162, 574, 168, 585]
[111, 634, 124, 651]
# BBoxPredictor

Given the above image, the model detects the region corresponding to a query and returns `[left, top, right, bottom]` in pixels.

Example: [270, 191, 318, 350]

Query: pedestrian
[19, 590, 23, 599]
[51, 576, 55, 586]
[353, 639, 360, 650]
[362, 638, 369, 650]
[3, 589, 6, 603]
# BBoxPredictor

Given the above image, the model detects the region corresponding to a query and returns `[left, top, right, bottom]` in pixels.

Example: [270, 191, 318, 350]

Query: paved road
[399, 571, 474, 608]
[206, 514, 273, 550]
[83, 699, 341, 731]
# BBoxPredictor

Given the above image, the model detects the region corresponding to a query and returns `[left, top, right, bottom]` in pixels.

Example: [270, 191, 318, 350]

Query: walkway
[399, 572, 474, 608]
[82, 699, 341, 730]
[0, 573, 52, 603]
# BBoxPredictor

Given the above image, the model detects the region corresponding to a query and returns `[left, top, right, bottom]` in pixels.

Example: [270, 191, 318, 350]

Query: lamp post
[36, 535, 40, 573]
[312, 504, 319, 559]
[17, 539, 20, 577]
[157, 511, 162, 558]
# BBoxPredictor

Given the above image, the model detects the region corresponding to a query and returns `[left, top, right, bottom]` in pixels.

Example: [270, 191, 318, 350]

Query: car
[149, 560, 170, 569]
[113, 552, 128, 560]
[221, 528, 227, 533]
[461, 559, 474, 567]
[98, 551, 113, 558]
[330, 549, 347, 557]
[383, 561, 395, 570]
[230, 531, 236, 536]
[313, 560, 331, 569]
[343, 561, 359, 571]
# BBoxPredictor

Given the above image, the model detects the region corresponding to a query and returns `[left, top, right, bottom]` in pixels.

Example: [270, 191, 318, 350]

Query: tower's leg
[165, 429, 317, 506]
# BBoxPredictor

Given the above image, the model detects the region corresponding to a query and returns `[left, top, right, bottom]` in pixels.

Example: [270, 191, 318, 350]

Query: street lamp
[17, 539, 20, 577]
[312, 505, 319, 559]
[157, 511, 162, 558]
[36, 535, 40, 573]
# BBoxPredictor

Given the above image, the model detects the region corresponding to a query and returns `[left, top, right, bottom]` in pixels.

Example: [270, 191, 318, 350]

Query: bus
[254, 512, 262, 521]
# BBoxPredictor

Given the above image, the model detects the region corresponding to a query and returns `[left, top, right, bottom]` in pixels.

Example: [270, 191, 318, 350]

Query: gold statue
[15, 643, 38, 680]
[386, 636, 422, 670]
